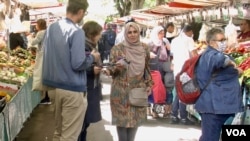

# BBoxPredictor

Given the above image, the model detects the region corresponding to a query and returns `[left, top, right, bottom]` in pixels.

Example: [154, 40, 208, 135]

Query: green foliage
[143, 0, 169, 8]
[143, 0, 156, 8]
[113, 0, 131, 17]
[58, 0, 68, 3]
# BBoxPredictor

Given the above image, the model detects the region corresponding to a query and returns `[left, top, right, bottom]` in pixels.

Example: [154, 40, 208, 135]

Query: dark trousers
[78, 123, 90, 141]
[116, 126, 138, 141]
[199, 113, 233, 141]
[171, 87, 188, 119]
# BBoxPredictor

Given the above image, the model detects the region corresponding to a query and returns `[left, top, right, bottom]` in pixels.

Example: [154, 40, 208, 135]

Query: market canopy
[29, 5, 66, 17]
[116, 11, 166, 27]
[18, 0, 61, 9]
[143, 5, 197, 15]
[168, 0, 229, 8]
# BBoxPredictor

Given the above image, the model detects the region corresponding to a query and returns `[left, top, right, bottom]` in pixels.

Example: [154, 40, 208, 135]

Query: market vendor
[237, 19, 250, 42]
[9, 32, 27, 50]
[9, 24, 29, 50]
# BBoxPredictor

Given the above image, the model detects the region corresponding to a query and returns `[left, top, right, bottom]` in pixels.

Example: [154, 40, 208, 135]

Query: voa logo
[226, 129, 247, 136]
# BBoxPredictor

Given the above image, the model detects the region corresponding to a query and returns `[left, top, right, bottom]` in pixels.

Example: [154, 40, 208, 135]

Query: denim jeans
[199, 113, 233, 141]
[171, 87, 188, 119]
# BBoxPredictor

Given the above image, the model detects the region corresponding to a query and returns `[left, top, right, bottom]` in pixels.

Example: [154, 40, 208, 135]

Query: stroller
[148, 50, 174, 118]
[148, 70, 167, 118]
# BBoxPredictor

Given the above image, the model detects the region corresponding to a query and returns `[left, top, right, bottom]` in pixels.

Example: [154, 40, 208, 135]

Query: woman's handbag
[124, 44, 149, 107]
[129, 87, 148, 107]
[32, 50, 54, 91]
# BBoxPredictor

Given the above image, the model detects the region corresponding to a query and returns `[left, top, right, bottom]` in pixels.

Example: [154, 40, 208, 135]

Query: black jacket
[85, 40, 101, 90]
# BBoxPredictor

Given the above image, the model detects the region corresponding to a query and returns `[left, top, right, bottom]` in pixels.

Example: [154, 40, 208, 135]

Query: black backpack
[98, 30, 116, 61]
[104, 30, 116, 47]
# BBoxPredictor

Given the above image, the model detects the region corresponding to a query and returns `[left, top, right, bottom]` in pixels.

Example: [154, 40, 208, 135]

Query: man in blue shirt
[42, 0, 100, 140]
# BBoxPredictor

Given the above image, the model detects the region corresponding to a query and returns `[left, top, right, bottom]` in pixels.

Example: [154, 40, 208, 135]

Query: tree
[130, 0, 145, 10]
[114, 0, 169, 17]
[113, 0, 131, 17]
[114, 0, 147, 17]
[144, 0, 167, 8]
[156, 0, 166, 6]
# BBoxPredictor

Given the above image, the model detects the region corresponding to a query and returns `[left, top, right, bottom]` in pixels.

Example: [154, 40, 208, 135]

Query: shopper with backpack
[195, 28, 243, 141]
[170, 25, 198, 125]
[98, 23, 116, 62]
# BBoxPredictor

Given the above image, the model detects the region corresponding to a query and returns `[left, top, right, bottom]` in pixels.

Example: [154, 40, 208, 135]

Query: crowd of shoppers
[18, 0, 246, 140]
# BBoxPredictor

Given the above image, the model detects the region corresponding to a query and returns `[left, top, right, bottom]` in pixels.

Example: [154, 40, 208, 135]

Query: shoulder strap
[200, 68, 220, 93]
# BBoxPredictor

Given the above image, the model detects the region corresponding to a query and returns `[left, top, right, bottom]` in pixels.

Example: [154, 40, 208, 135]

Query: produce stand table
[0, 77, 41, 141]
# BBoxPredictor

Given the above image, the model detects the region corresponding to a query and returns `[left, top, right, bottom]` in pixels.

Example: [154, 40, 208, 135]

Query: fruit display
[244, 75, 250, 87]
[0, 82, 18, 103]
[225, 42, 250, 54]
[0, 91, 11, 102]
[238, 57, 250, 71]
[0, 47, 35, 86]
[228, 43, 250, 87]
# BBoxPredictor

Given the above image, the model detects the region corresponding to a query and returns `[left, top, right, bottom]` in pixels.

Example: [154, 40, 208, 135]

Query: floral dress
[108, 43, 153, 127]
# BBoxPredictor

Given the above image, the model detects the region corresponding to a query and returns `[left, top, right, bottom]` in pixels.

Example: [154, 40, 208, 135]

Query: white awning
[29, 5, 66, 17]
[18, 0, 60, 9]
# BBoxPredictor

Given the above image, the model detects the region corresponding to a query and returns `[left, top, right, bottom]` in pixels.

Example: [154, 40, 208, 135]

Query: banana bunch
[243, 68, 250, 78]
[0, 91, 11, 102]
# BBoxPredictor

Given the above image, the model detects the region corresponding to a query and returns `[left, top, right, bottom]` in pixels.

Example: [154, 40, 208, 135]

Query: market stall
[0, 47, 41, 141]
[0, 78, 41, 141]
[115, 0, 250, 121]
[167, 0, 250, 122]
[0, 1, 60, 140]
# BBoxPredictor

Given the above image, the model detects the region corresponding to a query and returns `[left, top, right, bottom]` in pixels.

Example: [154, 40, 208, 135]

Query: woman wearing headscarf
[103, 22, 153, 141]
[148, 26, 173, 118]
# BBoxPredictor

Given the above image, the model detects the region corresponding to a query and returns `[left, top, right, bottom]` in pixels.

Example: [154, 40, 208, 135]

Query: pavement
[15, 75, 202, 141]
